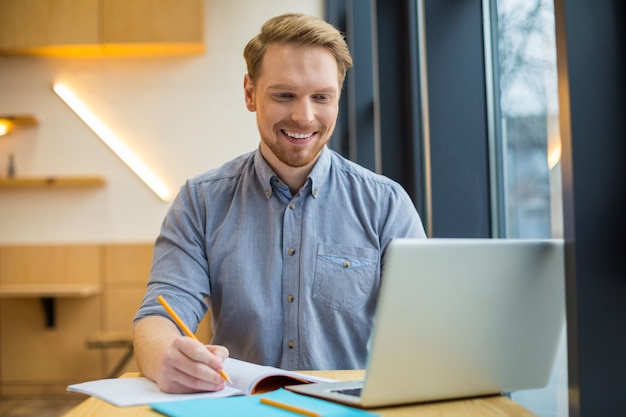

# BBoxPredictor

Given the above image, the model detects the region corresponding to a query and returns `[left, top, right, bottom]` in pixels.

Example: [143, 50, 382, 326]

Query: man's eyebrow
[267, 84, 338, 93]
[267, 84, 296, 91]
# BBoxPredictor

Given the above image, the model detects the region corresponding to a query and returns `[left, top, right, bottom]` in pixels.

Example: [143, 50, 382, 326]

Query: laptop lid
[289, 238, 565, 408]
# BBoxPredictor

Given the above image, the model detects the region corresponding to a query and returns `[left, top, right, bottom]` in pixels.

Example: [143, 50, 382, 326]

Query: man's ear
[243, 74, 256, 112]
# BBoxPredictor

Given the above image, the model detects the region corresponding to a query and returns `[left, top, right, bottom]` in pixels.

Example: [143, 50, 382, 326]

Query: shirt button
[289, 202, 296, 210]
[288, 341, 295, 349]
[287, 295, 295, 303]
[343, 260, 351, 268]
[287, 248, 296, 256]
[312, 189, 319, 197]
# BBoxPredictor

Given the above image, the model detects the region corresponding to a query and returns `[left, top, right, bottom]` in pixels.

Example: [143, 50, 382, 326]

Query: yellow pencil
[157, 295, 233, 384]
[260, 397, 321, 417]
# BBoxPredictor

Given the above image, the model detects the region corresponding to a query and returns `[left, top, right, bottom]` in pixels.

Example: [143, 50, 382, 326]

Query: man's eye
[274, 93, 294, 100]
[313, 95, 333, 103]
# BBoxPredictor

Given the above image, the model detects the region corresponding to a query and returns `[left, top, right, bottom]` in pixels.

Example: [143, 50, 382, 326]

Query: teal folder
[150, 388, 379, 417]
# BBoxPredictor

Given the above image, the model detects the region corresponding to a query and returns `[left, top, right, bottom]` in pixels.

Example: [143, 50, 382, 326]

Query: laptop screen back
[360, 238, 565, 407]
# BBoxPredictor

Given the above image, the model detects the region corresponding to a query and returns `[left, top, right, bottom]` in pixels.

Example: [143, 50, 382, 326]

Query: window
[489, 0, 567, 415]
[490, 0, 562, 239]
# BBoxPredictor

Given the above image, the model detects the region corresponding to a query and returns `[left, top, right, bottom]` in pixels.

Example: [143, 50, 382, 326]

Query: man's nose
[291, 99, 315, 124]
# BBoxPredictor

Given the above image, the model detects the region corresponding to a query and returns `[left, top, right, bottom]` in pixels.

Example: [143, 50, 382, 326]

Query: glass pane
[493, 0, 562, 239]
[490, 0, 567, 415]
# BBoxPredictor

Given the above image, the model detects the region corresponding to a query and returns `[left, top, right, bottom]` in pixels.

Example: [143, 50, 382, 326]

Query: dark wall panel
[555, 0, 626, 415]
[424, 0, 491, 237]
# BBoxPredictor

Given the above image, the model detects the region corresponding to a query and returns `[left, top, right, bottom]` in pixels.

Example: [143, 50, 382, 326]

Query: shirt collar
[254, 147, 276, 199]
[307, 146, 331, 199]
[254, 145, 331, 199]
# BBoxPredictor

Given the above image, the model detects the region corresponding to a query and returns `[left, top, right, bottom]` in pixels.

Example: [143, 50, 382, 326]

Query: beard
[261, 125, 331, 168]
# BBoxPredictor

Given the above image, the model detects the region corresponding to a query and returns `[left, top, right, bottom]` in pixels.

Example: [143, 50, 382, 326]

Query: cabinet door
[0, 245, 101, 286]
[101, 0, 203, 44]
[0, 0, 99, 52]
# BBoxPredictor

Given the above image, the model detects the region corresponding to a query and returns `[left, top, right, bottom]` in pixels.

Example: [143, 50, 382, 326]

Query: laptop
[288, 238, 565, 408]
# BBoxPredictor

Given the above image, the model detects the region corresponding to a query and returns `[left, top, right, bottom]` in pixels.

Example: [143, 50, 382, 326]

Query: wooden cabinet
[0, 0, 99, 54]
[0, 243, 212, 397]
[0, 245, 103, 396]
[0, 0, 204, 56]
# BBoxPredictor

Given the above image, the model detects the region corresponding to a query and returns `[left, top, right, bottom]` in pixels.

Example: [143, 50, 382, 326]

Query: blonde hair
[244, 13, 353, 86]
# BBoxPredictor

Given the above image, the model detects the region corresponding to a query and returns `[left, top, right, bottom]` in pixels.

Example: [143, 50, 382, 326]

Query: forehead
[257, 43, 341, 90]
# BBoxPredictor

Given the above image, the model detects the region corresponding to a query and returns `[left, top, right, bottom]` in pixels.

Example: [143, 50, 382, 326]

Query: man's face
[244, 43, 340, 170]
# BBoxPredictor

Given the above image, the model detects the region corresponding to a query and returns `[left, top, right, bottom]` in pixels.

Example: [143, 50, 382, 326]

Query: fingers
[157, 337, 229, 394]
[207, 344, 230, 363]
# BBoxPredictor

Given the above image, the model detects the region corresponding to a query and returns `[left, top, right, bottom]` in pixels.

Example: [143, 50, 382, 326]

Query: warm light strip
[53, 83, 171, 201]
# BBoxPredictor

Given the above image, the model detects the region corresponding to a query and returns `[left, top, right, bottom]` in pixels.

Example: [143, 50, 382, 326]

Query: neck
[260, 144, 317, 195]
[279, 166, 310, 196]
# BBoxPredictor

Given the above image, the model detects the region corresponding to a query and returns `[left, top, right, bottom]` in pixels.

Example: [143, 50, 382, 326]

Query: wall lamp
[52, 83, 172, 201]
[0, 114, 38, 136]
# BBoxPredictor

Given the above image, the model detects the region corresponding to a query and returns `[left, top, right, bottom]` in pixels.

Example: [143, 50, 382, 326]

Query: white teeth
[283, 130, 313, 139]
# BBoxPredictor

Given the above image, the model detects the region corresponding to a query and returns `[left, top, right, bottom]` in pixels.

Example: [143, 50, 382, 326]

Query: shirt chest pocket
[312, 243, 379, 311]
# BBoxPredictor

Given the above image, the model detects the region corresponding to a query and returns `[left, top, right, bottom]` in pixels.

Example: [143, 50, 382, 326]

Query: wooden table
[62, 370, 538, 416]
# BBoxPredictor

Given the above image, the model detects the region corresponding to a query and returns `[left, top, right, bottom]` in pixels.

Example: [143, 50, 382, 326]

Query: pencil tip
[222, 371, 233, 385]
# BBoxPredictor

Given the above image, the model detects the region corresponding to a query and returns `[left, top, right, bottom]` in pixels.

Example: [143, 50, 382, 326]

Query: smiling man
[133, 13, 426, 394]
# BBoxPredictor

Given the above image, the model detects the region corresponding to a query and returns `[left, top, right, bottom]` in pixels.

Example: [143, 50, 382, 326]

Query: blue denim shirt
[134, 146, 426, 370]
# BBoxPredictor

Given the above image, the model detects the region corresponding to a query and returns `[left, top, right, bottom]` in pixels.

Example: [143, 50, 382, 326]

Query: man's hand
[156, 337, 230, 394]
[133, 316, 230, 394]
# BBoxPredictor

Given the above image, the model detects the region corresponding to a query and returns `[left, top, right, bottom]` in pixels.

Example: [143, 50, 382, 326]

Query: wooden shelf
[0, 114, 38, 126]
[0, 283, 101, 328]
[0, 176, 106, 188]
[0, 283, 101, 298]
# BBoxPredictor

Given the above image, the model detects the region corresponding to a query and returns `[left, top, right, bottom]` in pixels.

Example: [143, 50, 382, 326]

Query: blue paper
[150, 388, 379, 417]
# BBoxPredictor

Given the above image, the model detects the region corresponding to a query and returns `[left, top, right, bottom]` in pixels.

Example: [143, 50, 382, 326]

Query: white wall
[0, 0, 323, 244]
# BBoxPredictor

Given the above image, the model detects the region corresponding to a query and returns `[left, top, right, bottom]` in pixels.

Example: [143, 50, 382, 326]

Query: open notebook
[288, 238, 566, 408]
[67, 358, 332, 407]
